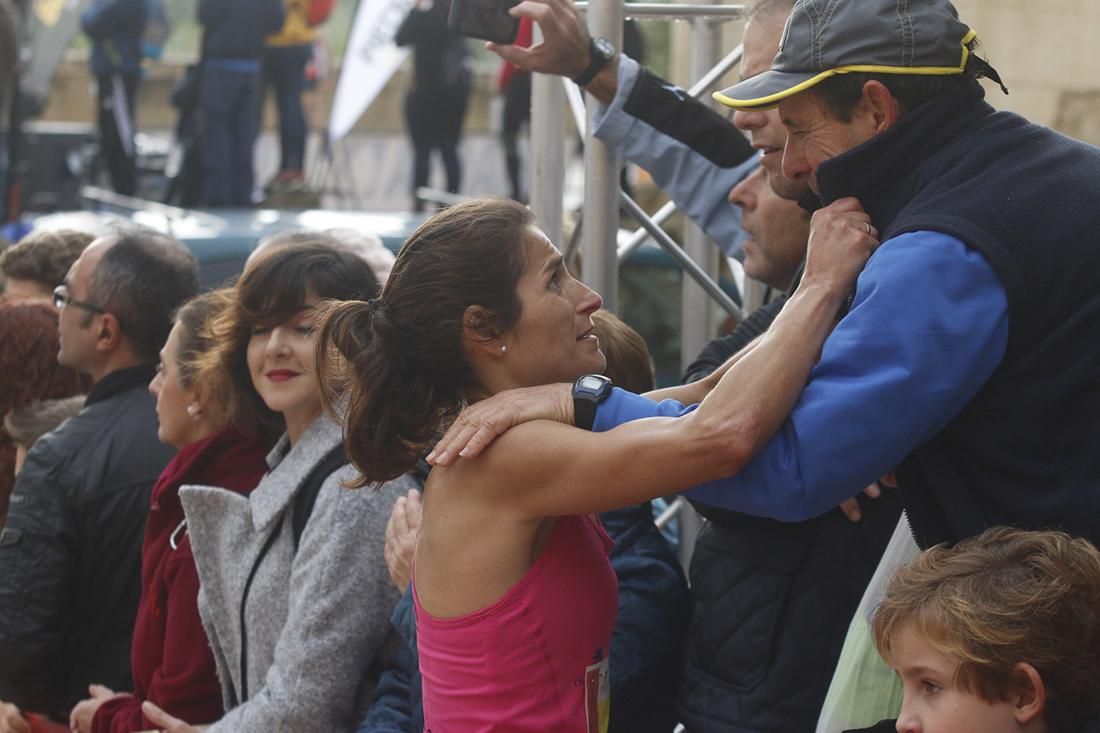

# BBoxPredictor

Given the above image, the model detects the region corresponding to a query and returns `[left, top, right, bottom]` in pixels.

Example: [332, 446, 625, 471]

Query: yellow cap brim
[714, 29, 978, 110]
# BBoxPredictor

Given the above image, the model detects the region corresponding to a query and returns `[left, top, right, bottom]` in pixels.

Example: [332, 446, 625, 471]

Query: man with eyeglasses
[0, 229, 198, 730]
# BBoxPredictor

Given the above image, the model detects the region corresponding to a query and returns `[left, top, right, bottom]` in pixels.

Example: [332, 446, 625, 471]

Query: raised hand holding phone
[447, 0, 520, 44]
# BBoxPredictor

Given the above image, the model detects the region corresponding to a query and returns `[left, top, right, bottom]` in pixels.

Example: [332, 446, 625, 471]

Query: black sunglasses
[53, 285, 107, 315]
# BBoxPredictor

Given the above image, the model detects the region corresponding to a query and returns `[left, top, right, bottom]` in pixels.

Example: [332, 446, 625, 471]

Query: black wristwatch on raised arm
[572, 36, 615, 87]
[572, 374, 613, 431]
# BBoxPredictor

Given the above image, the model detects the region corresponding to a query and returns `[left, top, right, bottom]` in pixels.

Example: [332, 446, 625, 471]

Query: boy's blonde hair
[872, 527, 1100, 729]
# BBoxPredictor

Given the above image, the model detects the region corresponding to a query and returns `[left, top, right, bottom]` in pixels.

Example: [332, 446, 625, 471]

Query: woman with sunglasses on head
[68, 290, 270, 733]
[142, 239, 417, 733]
[316, 197, 877, 731]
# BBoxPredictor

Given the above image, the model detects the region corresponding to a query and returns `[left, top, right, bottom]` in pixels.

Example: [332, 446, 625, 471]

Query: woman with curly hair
[0, 304, 88, 524]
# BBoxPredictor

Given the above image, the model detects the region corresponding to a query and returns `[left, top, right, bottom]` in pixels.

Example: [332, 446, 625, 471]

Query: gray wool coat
[181, 414, 413, 733]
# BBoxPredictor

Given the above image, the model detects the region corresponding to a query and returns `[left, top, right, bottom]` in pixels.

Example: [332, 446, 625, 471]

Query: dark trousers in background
[262, 44, 311, 173]
[95, 73, 140, 196]
[200, 63, 261, 207]
[405, 90, 466, 211]
[500, 70, 531, 204]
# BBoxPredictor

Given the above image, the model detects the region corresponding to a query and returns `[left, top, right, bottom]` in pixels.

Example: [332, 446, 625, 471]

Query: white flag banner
[22, 0, 93, 109]
[328, 0, 417, 143]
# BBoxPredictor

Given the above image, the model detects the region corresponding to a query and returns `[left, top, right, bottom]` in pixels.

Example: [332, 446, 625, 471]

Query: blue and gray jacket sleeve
[591, 55, 759, 257]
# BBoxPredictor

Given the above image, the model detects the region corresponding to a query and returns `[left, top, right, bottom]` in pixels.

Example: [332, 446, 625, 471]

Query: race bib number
[584, 655, 610, 733]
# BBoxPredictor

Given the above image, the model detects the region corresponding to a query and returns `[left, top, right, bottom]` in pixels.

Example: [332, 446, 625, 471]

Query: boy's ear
[1013, 662, 1047, 725]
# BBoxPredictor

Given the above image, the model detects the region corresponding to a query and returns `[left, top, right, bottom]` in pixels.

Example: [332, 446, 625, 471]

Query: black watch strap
[573, 374, 613, 431]
[572, 37, 615, 87]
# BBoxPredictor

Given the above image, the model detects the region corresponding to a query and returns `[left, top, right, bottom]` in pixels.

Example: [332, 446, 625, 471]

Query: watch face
[580, 375, 605, 391]
[594, 37, 615, 61]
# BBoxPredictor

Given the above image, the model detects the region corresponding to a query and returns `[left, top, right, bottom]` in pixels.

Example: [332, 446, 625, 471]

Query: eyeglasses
[53, 285, 107, 315]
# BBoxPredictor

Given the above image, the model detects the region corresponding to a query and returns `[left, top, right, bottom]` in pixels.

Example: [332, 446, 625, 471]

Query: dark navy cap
[715, 0, 978, 110]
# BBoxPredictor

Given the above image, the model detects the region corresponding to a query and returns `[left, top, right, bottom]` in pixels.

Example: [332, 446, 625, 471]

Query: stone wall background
[682, 0, 1100, 146]
[34, 1, 1100, 144]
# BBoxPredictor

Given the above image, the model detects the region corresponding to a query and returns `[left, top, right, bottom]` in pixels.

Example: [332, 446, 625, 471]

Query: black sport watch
[572, 374, 613, 431]
[572, 37, 615, 87]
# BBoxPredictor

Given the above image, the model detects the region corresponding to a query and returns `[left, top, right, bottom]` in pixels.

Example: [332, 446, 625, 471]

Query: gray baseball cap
[715, 0, 977, 110]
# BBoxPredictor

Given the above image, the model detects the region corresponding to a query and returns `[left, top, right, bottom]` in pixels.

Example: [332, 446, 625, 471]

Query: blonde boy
[871, 527, 1100, 733]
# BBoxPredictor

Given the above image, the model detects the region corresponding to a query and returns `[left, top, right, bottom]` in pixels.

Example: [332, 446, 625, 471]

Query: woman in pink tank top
[315, 198, 876, 730]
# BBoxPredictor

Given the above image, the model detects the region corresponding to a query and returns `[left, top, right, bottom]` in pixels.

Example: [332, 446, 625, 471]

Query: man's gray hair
[89, 226, 200, 362]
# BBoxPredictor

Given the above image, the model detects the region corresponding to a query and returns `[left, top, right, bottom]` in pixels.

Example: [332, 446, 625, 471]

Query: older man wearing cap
[437, 0, 1100, 554]
[690, 0, 1100, 549]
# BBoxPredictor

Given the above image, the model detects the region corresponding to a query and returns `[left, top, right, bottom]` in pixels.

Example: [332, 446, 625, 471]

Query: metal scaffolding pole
[529, 0, 752, 570]
[575, 2, 745, 19]
[675, 5, 723, 570]
[580, 0, 624, 312]
[681, 12, 723, 373]
[529, 22, 566, 246]
[560, 80, 741, 321]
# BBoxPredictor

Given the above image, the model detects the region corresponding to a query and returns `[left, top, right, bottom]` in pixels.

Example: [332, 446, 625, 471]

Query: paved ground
[255, 130, 526, 212]
[16, 123, 570, 214]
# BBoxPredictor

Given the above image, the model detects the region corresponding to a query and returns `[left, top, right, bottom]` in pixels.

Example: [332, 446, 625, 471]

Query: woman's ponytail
[316, 297, 453, 486]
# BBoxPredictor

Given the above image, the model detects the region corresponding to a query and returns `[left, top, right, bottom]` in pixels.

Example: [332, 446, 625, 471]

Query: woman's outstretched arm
[453, 199, 878, 517]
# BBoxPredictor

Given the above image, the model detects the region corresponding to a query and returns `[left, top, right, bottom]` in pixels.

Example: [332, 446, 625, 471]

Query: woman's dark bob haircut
[200, 237, 380, 439]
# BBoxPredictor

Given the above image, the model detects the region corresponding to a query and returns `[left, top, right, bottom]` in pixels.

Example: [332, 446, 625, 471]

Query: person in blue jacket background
[197, 0, 285, 207]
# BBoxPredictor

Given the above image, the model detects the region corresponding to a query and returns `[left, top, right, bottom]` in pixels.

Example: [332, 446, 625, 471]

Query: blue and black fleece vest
[817, 82, 1100, 549]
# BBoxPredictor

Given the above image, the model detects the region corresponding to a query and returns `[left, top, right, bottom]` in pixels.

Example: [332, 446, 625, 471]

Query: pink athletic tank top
[414, 513, 618, 733]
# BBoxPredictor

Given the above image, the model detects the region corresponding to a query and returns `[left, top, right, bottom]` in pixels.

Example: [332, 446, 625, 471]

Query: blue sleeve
[680, 231, 1009, 520]
[603, 511, 689, 726]
[591, 55, 757, 257]
[592, 388, 695, 433]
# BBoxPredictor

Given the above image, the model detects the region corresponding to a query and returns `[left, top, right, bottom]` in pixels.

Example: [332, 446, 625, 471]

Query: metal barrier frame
[530, 1, 749, 568]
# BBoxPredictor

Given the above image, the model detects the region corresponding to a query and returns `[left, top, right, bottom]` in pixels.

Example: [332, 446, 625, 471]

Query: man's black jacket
[0, 365, 174, 718]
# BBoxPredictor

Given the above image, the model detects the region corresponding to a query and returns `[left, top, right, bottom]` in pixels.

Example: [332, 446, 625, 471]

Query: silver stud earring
[186, 403, 200, 417]
[500, 345, 508, 353]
